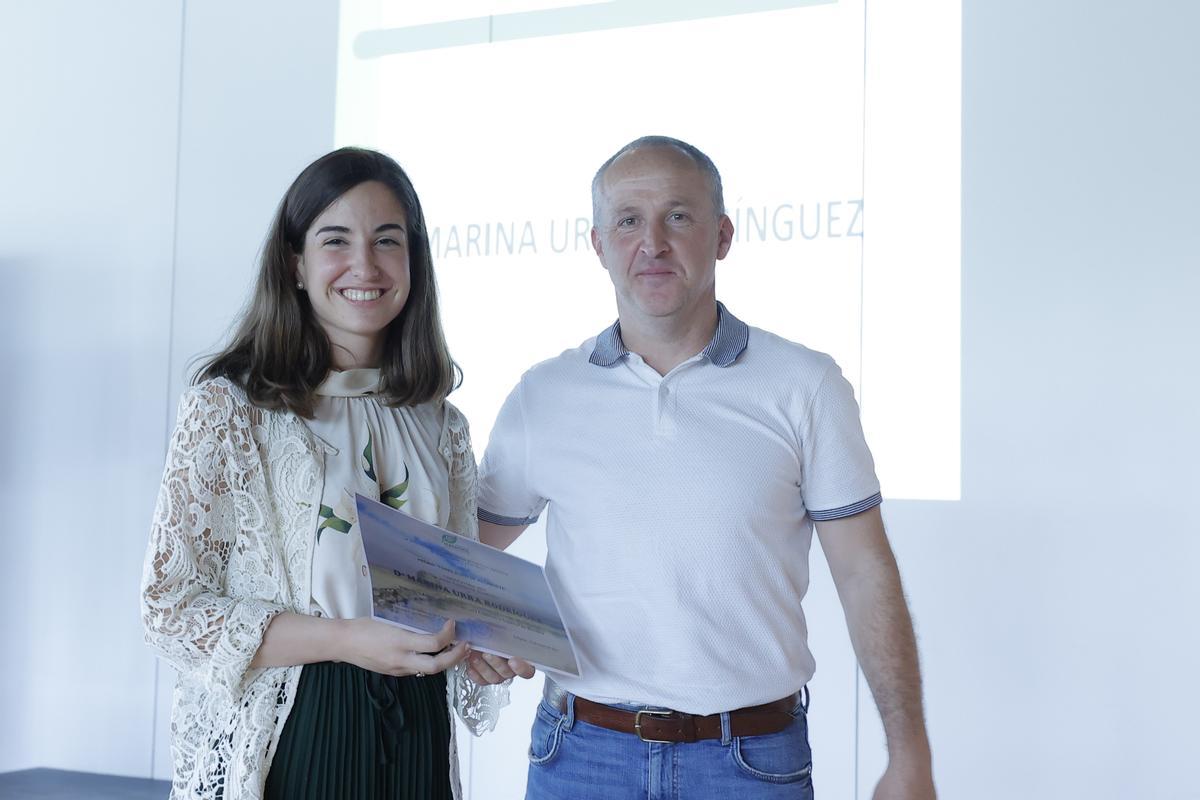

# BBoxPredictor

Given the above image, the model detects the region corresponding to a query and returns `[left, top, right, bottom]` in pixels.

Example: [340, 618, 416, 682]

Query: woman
[140, 147, 507, 799]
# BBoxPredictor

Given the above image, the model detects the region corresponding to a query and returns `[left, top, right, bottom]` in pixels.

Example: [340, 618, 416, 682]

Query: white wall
[1, 0, 1196, 796]
[0, 0, 183, 776]
[0, 0, 338, 780]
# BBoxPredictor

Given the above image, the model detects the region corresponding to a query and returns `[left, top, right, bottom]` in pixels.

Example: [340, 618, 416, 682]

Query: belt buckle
[634, 708, 677, 743]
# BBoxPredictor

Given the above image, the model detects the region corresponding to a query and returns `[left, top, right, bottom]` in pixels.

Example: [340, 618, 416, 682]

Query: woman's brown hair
[196, 147, 460, 417]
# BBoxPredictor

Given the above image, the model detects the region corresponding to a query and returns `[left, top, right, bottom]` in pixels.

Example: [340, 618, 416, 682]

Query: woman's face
[296, 180, 412, 369]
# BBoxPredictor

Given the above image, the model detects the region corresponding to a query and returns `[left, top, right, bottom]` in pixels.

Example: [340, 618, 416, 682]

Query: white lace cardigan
[140, 377, 508, 799]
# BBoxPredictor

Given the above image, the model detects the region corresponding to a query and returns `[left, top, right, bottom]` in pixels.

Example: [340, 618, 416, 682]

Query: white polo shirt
[478, 304, 881, 715]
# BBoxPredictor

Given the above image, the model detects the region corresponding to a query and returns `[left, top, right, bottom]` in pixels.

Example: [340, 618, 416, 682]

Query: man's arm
[815, 505, 935, 800]
[478, 520, 527, 551]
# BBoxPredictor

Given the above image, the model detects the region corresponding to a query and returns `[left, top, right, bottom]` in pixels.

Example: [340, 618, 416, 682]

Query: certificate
[355, 494, 581, 676]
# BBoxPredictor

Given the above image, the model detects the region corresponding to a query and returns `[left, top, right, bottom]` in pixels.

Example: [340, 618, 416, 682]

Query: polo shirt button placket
[655, 381, 676, 436]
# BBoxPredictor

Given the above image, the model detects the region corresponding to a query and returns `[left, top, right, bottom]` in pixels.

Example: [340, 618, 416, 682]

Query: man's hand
[465, 651, 536, 685]
[872, 757, 936, 799]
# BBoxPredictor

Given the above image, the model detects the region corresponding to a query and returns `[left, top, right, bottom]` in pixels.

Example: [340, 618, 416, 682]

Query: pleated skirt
[264, 661, 452, 800]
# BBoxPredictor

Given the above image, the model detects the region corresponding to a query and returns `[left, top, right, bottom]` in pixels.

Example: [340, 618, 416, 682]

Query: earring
[296, 280, 305, 290]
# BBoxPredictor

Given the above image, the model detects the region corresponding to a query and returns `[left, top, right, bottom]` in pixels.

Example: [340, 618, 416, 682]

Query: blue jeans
[525, 691, 814, 800]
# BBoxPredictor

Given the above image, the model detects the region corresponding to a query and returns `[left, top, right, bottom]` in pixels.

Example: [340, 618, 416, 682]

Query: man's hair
[591, 135, 725, 223]
[195, 146, 460, 417]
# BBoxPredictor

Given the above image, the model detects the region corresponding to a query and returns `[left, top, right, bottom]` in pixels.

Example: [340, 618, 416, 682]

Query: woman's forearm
[250, 613, 470, 676]
[250, 611, 346, 669]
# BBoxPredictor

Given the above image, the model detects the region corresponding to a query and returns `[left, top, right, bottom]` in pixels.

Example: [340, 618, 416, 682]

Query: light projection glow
[336, 0, 960, 500]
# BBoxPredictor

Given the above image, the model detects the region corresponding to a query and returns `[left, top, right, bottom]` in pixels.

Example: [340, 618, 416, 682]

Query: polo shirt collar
[588, 302, 749, 368]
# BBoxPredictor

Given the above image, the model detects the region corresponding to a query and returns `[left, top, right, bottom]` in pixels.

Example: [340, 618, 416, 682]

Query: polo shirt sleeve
[477, 379, 546, 526]
[799, 360, 883, 521]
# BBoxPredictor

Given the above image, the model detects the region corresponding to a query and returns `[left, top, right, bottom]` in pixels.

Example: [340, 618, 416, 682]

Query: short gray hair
[591, 135, 725, 223]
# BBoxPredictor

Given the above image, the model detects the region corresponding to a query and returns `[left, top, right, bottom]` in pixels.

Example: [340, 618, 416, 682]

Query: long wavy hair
[196, 147, 460, 417]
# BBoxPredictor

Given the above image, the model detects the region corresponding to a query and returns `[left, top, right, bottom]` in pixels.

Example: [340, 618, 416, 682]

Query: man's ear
[715, 214, 734, 261]
[591, 226, 604, 262]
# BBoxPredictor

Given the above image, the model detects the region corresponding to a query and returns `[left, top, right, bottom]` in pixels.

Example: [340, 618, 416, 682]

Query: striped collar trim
[588, 302, 749, 368]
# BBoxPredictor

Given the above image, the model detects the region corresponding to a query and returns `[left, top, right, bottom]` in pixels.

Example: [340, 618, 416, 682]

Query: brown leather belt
[550, 686, 798, 743]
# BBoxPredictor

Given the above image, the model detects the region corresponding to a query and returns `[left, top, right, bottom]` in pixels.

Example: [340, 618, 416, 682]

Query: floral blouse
[306, 368, 452, 619]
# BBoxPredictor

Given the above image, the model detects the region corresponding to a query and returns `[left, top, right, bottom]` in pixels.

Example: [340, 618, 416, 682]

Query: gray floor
[0, 769, 169, 799]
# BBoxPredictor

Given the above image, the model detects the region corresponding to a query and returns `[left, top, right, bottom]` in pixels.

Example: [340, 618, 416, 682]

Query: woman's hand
[339, 618, 470, 677]
[465, 651, 536, 685]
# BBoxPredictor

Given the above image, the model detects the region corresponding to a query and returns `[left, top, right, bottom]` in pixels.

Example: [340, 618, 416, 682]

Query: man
[467, 136, 935, 799]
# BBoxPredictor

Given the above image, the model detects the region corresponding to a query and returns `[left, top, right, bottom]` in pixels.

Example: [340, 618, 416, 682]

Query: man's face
[591, 147, 733, 325]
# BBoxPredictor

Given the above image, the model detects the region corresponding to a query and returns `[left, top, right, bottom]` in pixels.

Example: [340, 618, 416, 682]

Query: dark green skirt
[264, 661, 452, 800]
